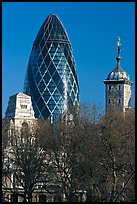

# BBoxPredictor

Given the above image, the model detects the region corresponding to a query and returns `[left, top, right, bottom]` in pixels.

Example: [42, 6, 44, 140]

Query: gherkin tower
[24, 14, 79, 122]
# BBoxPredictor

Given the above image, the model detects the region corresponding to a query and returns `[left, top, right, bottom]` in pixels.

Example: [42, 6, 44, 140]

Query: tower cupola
[106, 37, 130, 81]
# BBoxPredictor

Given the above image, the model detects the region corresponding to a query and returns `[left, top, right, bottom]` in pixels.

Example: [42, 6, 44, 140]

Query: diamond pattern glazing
[24, 14, 79, 122]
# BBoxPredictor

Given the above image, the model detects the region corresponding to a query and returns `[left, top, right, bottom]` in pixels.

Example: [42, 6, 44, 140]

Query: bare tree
[2, 122, 50, 202]
[99, 108, 135, 202]
[2, 104, 135, 202]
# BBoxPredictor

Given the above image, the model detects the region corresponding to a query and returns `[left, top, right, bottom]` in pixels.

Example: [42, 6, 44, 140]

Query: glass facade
[24, 14, 79, 122]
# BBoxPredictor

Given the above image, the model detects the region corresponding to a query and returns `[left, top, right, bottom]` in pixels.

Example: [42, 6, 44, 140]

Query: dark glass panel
[41, 106, 50, 119]
[28, 67, 37, 94]
[54, 59, 60, 67]
[67, 56, 72, 70]
[53, 55, 60, 60]
[75, 75, 79, 87]
[48, 97, 55, 104]
[48, 84, 56, 94]
[32, 64, 38, 76]
[56, 50, 62, 57]
[43, 71, 51, 84]
[50, 46, 56, 53]
[77, 94, 79, 103]
[33, 88, 41, 102]
[48, 23, 52, 34]
[47, 97, 56, 111]
[48, 79, 55, 86]
[71, 64, 76, 81]
[33, 102, 40, 118]
[71, 91, 75, 103]
[31, 51, 37, 65]
[53, 95, 61, 103]
[38, 80, 46, 93]
[35, 71, 41, 84]
[53, 106, 60, 114]
[48, 97, 55, 105]
[37, 98, 45, 112]
[57, 102, 64, 109]
[67, 80, 72, 91]
[30, 79, 37, 93]
[57, 68, 64, 77]
[57, 62, 63, 69]
[52, 42, 58, 50]
[44, 54, 51, 67]
[37, 54, 43, 67]
[73, 83, 77, 94]
[40, 37, 45, 50]
[28, 64, 34, 84]
[42, 46, 48, 58]
[60, 58, 66, 67]
[69, 74, 74, 85]
[64, 46, 69, 60]
[57, 97, 64, 107]
[30, 52, 38, 74]
[46, 42, 51, 50]
[49, 52, 54, 58]
[33, 38, 40, 51]
[57, 80, 64, 95]
[40, 63, 47, 75]
[60, 43, 65, 52]
[44, 30, 49, 41]
[49, 46, 56, 58]
[48, 62, 56, 76]
[42, 89, 51, 102]
[29, 54, 38, 73]
[52, 71, 61, 85]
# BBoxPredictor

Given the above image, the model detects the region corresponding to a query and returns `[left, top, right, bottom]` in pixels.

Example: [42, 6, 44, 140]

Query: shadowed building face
[24, 14, 79, 122]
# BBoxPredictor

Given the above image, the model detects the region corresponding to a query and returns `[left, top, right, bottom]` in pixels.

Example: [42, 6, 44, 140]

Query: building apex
[116, 37, 122, 69]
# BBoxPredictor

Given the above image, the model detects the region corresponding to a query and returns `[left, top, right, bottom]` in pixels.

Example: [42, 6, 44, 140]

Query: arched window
[22, 122, 28, 128]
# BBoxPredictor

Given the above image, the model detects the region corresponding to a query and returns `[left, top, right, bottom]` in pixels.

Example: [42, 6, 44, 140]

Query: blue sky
[2, 2, 135, 117]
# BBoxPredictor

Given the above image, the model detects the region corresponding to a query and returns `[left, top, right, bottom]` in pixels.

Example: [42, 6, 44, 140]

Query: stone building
[2, 92, 36, 202]
[4, 92, 36, 129]
[104, 37, 133, 112]
[2, 93, 85, 202]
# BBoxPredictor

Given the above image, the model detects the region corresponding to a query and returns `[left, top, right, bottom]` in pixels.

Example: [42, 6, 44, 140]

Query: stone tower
[4, 92, 36, 129]
[104, 37, 133, 112]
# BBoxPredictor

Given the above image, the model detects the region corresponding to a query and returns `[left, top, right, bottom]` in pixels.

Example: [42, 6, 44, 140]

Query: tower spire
[116, 37, 122, 69]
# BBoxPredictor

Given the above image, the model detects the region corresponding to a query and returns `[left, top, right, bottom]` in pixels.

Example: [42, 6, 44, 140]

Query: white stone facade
[5, 92, 36, 128]
[104, 81, 132, 112]
[123, 84, 132, 110]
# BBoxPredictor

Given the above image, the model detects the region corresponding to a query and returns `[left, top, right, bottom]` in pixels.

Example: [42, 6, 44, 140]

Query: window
[39, 195, 47, 202]
[22, 122, 28, 128]
[108, 98, 111, 104]
[108, 85, 111, 91]
[119, 98, 121, 104]
[118, 85, 121, 90]
[11, 194, 18, 202]
[20, 104, 27, 109]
